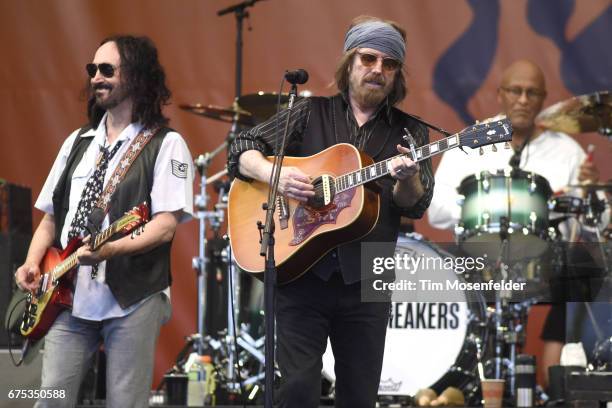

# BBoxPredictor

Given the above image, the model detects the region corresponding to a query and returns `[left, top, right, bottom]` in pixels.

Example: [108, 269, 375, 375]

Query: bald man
[429, 60, 599, 229]
[427, 60, 600, 388]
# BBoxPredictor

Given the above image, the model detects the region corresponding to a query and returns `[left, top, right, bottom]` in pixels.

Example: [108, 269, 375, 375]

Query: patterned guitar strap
[67, 127, 158, 278]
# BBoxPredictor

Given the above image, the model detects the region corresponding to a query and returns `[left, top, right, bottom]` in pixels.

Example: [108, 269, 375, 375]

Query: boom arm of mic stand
[217, 0, 262, 17]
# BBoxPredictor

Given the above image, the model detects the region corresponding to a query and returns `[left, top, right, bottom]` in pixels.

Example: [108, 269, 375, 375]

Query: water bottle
[186, 353, 207, 406]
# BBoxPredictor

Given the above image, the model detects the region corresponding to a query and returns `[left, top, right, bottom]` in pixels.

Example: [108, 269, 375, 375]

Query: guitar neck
[335, 132, 462, 193]
[50, 220, 122, 282]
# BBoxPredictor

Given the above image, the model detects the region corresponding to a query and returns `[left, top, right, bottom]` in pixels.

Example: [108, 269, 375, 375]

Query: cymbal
[179, 103, 255, 126]
[535, 90, 611, 134]
[236, 92, 297, 124]
[567, 182, 612, 192]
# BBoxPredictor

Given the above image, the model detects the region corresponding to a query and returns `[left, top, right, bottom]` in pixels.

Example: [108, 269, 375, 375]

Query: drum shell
[457, 170, 552, 261]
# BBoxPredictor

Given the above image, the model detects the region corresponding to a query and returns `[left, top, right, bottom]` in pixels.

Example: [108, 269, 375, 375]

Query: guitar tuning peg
[504, 142, 511, 149]
[131, 231, 136, 240]
[479, 147, 484, 156]
[491, 144, 497, 152]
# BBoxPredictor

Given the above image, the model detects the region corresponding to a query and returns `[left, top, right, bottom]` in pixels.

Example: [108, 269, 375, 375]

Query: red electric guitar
[19, 203, 150, 340]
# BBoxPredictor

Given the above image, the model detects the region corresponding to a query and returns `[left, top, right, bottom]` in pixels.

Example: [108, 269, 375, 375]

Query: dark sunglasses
[356, 52, 401, 72]
[85, 63, 119, 79]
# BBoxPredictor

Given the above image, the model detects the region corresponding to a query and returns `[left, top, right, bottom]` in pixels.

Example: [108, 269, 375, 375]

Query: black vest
[52, 126, 172, 308]
[294, 95, 426, 283]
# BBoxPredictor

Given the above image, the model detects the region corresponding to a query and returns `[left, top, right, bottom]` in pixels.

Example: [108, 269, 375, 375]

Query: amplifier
[566, 371, 612, 402]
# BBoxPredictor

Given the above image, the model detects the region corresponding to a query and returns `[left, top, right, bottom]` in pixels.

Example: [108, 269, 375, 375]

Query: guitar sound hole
[307, 175, 336, 209]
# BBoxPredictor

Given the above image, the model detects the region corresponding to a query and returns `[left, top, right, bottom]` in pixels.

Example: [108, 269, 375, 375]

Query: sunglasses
[85, 63, 119, 79]
[356, 52, 401, 72]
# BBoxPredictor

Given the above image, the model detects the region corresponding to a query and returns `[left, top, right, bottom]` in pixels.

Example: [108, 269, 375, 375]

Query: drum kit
[173, 89, 611, 406]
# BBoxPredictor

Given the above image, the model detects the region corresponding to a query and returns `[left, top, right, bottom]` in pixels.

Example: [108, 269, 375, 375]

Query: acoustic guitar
[228, 119, 512, 284]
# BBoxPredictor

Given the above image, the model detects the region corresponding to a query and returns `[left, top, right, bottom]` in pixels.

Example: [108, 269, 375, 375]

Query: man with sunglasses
[14, 35, 193, 407]
[228, 15, 434, 408]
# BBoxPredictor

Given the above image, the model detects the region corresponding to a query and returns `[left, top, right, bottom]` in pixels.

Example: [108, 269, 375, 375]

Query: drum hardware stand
[582, 192, 610, 274]
[191, 146, 228, 355]
[490, 220, 518, 398]
[484, 223, 541, 405]
[217, 235, 268, 398]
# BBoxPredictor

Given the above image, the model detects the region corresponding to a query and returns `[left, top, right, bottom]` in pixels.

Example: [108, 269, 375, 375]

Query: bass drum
[322, 234, 487, 397]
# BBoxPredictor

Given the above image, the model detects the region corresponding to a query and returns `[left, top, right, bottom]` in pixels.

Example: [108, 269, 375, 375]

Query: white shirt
[35, 116, 194, 320]
[428, 130, 585, 230]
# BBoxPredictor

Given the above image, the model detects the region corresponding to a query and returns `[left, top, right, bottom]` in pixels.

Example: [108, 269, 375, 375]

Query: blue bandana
[343, 21, 405, 61]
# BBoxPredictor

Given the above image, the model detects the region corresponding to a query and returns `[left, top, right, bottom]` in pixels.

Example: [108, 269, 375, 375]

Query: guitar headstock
[116, 202, 150, 234]
[458, 116, 513, 150]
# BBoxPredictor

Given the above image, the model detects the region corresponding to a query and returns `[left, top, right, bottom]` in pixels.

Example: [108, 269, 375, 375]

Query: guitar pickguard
[289, 188, 356, 245]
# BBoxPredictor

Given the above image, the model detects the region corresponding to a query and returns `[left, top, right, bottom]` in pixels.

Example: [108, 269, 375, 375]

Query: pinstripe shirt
[227, 93, 434, 219]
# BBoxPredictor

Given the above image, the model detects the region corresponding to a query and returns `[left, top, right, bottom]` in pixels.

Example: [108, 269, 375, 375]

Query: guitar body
[228, 143, 380, 284]
[20, 241, 78, 340]
[19, 202, 150, 340]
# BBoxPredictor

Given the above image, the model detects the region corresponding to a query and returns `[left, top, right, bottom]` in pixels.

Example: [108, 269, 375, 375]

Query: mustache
[362, 74, 385, 86]
[92, 83, 112, 91]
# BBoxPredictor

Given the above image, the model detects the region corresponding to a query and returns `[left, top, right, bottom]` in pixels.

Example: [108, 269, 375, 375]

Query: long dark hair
[333, 16, 408, 106]
[87, 35, 171, 129]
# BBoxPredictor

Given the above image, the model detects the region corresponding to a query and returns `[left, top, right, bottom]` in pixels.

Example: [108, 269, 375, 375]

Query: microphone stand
[259, 82, 298, 408]
[217, 0, 264, 98]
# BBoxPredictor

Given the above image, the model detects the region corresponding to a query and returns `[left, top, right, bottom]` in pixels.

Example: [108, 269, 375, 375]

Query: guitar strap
[94, 127, 159, 216]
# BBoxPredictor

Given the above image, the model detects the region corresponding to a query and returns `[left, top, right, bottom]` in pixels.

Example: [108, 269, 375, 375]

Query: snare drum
[457, 169, 552, 261]
[322, 235, 486, 397]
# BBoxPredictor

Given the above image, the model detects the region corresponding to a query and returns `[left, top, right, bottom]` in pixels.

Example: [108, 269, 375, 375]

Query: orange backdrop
[1, 0, 610, 389]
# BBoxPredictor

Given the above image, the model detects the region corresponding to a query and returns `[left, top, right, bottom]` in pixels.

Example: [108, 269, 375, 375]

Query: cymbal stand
[582, 192, 610, 274]
[192, 147, 227, 355]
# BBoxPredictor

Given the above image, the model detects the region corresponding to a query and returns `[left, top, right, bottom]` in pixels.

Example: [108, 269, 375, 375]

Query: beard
[349, 72, 393, 108]
[92, 82, 129, 110]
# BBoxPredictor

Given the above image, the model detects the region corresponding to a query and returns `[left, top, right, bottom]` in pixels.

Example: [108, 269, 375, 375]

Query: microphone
[284, 69, 309, 85]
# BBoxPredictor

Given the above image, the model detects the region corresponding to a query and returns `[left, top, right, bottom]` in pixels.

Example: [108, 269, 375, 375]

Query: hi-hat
[179, 103, 255, 126]
[535, 90, 611, 135]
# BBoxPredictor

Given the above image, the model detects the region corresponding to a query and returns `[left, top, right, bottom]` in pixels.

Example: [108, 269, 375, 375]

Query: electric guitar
[20, 203, 150, 340]
[228, 118, 512, 284]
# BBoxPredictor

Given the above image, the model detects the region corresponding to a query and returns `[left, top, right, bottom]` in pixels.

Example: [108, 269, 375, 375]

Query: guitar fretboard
[49, 220, 124, 282]
[334, 122, 510, 192]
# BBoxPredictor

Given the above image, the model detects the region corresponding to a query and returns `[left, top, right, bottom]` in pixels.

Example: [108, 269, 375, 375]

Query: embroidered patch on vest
[171, 159, 188, 178]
